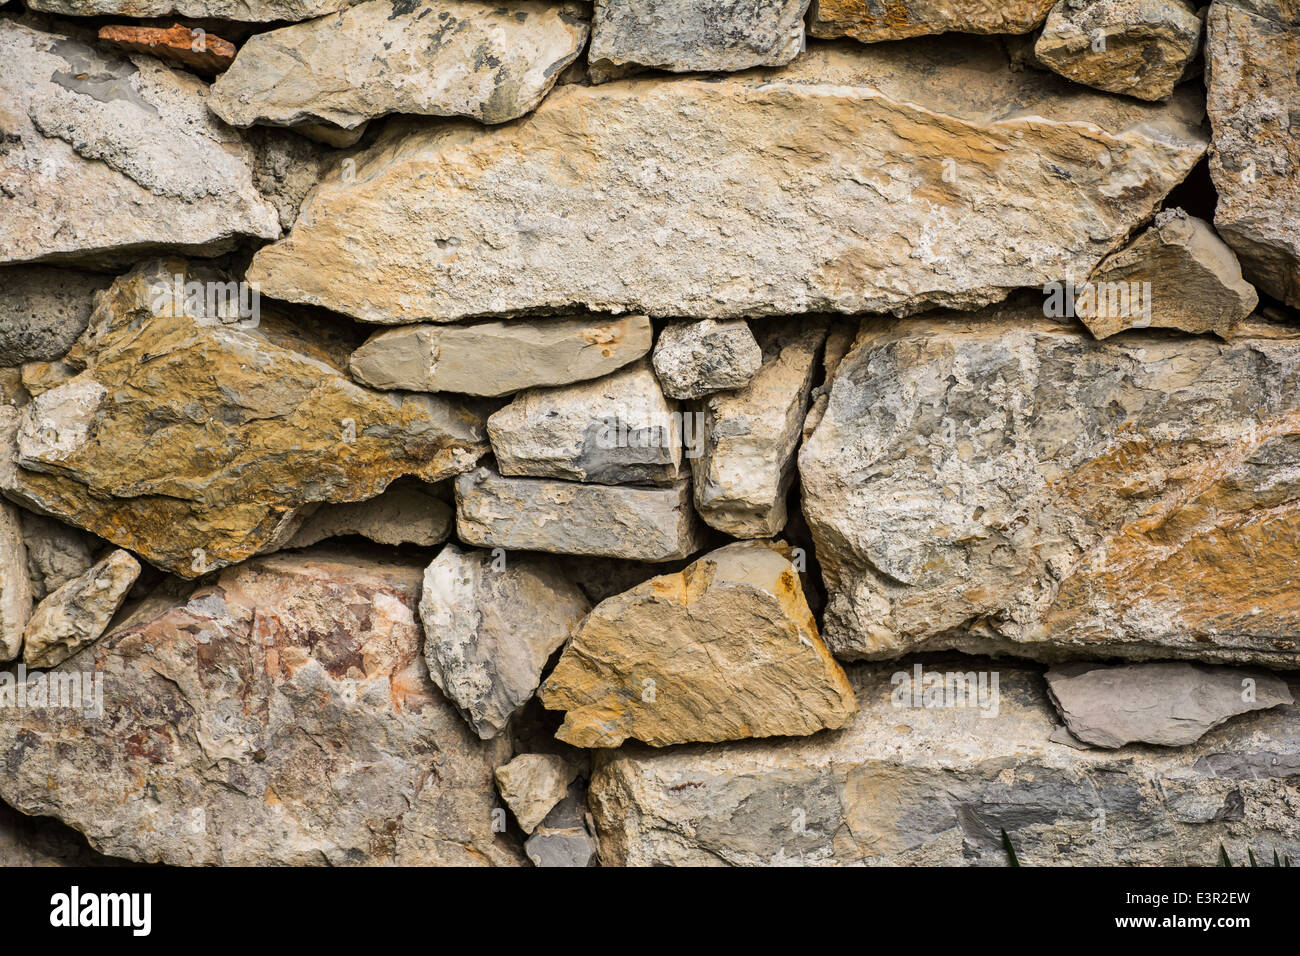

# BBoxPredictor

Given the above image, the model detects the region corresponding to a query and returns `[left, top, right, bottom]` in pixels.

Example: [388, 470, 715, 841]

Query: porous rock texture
[809, 0, 1057, 42]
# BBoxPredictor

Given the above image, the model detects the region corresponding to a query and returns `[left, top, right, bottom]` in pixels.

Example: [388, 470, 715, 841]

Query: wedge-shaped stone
[27, 0, 353, 20]
[0, 501, 33, 662]
[1035, 0, 1203, 102]
[488, 361, 682, 485]
[800, 304, 1300, 668]
[0, 22, 279, 267]
[809, 0, 1056, 42]
[652, 319, 762, 400]
[539, 541, 858, 747]
[1046, 662, 1294, 748]
[589, 0, 809, 77]
[210, 0, 589, 131]
[247, 39, 1206, 323]
[98, 24, 236, 76]
[286, 480, 453, 549]
[1205, 1, 1300, 307]
[0, 263, 486, 577]
[0, 548, 523, 865]
[1081, 209, 1257, 338]
[455, 466, 705, 562]
[693, 320, 826, 537]
[420, 543, 590, 740]
[0, 267, 112, 367]
[23, 549, 140, 670]
[590, 661, 1300, 865]
[495, 753, 582, 834]
[525, 781, 597, 866]
[349, 315, 652, 388]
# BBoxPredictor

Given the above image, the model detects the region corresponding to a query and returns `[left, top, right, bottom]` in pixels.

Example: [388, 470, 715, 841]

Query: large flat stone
[26, 0, 353, 20]
[809, 0, 1056, 43]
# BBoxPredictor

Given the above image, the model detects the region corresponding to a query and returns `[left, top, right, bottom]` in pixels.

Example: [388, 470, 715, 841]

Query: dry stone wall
[0, 0, 1297, 867]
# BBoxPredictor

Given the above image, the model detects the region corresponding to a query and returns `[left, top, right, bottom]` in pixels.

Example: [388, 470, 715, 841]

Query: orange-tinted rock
[98, 23, 236, 76]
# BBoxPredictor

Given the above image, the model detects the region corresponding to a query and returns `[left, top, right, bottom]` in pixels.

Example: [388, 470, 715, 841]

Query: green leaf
[1001, 827, 1020, 867]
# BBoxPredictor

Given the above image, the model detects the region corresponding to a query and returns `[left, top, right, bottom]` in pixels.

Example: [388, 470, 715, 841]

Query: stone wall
[1, 0, 1297, 866]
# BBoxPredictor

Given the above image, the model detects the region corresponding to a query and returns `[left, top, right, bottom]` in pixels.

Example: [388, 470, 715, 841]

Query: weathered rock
[800, 304, 1300, 668]
[590, 661, 1300, 865]
[210, 0, 589, 131]
[809, 0, 1056, 42]
[0, 803, 129, 867]
[420, 543, 590, 740]
[1205, 0, 1300, 307]
[0, 21, 279, 267]
[524, 781, 597, 866]
[246, 39, 1206, 323]
[98, 23, 236, 75]
[349, 315, 652, 390]
[286, 480, 453, 549]
[0, 500, 34, 662]
[242, 125, 331, 231]
[1081, 208, 1258, 338]
[26, 0, 353, 20]
[801, 324, 856, 442]
[0, 548, 523, 865]
[539, 541, 858, 747]
[652, 319, 762, 400]
[0, 262, 486, 578]
[495, 753, 582, 833]
[488, 361, 682, 485]
[455, 466, 705, 562]
[1045, 661, 1295, 748]
[588, 0, 809, 77]
[23, 549, 140, 670]
[19, 511, 97, 602]
[1035, 0, 1203, 101]
[692, 320, 826, 538]
[0, 267, 112, 367]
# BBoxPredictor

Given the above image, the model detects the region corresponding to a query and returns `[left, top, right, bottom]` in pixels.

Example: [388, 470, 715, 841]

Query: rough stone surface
[0, 803, 128, 867]
[590, 662, 1300, 865]
[420, 543, 590, 740]
[0, 267, 112, 367]
[98, 23, 237, 76]
[495, 753, 581, 833]
[1205, 0, 1300, 307]
[210, 0, 589, 131]
[589, 0, 809, 77]
[488, 361, 683, 485]
[349, 315, 653, 390]
[23, 549, 141, 670]
[1082, 208, 1258, 338]
[286, 480, 453, 549]
[455, 467, 706, 562]
[692, 320, 826, 538]
[0, 500, 33, 662]
[0, 263, 486, 577]
[246, 39, 1207, 323]
[524, 782, 597, 866]
[539, 541, 859, 747]
[0, 548, 523, 865]
[800, 305, 1300, 668]
[1035, 0, 1203, 101]
[809, 0, 1056, 42]
[1046, 661, 1295, 748]
[26, 0, 354, 20]
[0, 21, 280, 267]
[19, 511, 97, 602]
[652, 319, 762, 400]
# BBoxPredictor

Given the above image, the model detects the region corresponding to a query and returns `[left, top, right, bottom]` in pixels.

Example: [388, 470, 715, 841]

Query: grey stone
[524, 782, 598, 866]
[0, 267, 112, 366]
[287, 480, 453, 549]
[494, 753, 582, 833]
[652, 319, 762, 400]
[26, 0, 354, 20]
[19, 512, 97, 602]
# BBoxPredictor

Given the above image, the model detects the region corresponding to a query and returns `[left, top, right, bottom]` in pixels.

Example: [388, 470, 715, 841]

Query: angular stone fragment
[98, 23, 236, 75]
[455, 466, 705, 562]
[26, 0, 352, 20]
[524, 782, 597, 866]
[23, 550, 140, 671]
[0, 548, 523, 865]
[488, 361, 682, 485]
[247, 39, 1206, 323]
[652, 319, 762, 400]
[210, 0, 589, 131]
[495, 753, 582, 833]
[0, 22, 279, 267]
[1081, 209, 1258, 338]
[539, 541, 858, 747]
[420, 544, 590, 740]
[0, 500, 34, 662]
[0, 268, 112, 367]
[1205, 1, 1300, 307]
[19, 512, 97, 602]
[1045, 661, 1295, 748]
[350, 315, 652, 389]
[590, 661, 1300, 865]
[800, 304, 1300, 667]
[809, 0, 1056, 42]
[0, 263, 486, 577]
[287, 480, 453, 549]
[1035, 0, 1203, 101]
[692, 321, 826, 538]
[589, 0, 809, 77]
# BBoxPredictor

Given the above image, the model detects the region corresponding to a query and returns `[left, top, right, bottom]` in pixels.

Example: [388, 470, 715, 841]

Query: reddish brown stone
[98, 23, 235, 75]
